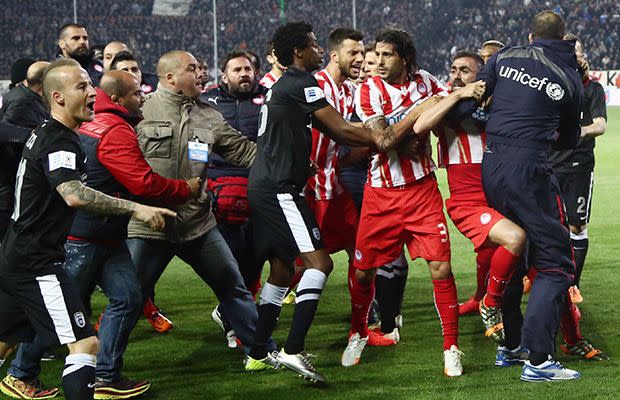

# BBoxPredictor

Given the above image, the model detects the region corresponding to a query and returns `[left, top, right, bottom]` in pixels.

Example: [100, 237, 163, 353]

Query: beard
[451, 78, 466, 89]
[229, 80, 254, 97]
[68, 48, 92, 66]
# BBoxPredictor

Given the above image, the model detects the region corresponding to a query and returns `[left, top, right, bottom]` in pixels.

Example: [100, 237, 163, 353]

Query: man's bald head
[42, 58, 82, 103]
[99, 70, 139, 98]
[531, 10, 566, 40]
[26, 61, 50, 88]
[104, 41, 130, 71]
[156, 50, 193, 78]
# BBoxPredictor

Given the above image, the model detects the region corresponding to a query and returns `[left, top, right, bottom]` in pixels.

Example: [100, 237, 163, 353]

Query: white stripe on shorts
[36, 274, 76, 344]
[276, 193, 316, 253]
[585, 171, 594, 222]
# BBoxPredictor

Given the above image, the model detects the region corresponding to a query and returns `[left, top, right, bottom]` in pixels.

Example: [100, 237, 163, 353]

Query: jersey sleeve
[289, 73, 330, 115]
[41, 136, 84, 189]
[590, 82, 607, 120]
[355, 79, 384, 123]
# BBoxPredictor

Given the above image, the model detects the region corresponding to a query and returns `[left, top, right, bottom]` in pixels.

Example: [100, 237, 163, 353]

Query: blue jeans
[8, 240, 142, 381]
[127, 226, 275, 352]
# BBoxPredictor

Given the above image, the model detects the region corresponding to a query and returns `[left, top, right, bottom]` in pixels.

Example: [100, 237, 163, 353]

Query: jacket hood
[156, 84, 196, 104]
[94, 88, 142, 127]
[532, 39, 579, 69]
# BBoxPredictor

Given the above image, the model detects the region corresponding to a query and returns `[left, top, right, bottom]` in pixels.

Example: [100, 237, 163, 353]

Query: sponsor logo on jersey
[48, 151, 76, 171]
[304, 86, 326, 103]
[74, 312, 86, 328]
[498, 65, 564, 101]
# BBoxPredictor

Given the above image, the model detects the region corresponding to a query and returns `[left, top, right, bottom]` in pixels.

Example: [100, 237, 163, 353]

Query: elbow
[63, 194, 84, 208]
[413, 118, 430, 136]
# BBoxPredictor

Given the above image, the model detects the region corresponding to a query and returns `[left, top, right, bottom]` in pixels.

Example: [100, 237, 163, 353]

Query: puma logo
[207, 97, 218, 105]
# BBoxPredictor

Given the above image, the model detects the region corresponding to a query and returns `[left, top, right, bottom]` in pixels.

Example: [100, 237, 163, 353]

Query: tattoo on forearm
[365, 116, 396, 152]
[57, 180, 136, 216]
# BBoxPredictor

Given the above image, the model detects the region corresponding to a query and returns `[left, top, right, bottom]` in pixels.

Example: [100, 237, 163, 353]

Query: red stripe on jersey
[436, 117, 486, 167]
[359, 83, 375, 118]
[376, 77, 394, 115]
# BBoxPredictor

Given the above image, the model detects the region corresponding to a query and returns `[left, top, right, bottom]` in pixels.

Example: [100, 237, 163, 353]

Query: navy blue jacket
[454, 39, 583, 150]
[202, 83, 267, 178]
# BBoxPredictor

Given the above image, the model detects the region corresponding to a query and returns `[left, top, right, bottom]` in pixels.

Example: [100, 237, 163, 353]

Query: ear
[221, 73, 229, 84]
[166, 71, 175, 86]
[58, 38, 65, 51]
[52, 91, 64, 106]
[528, 33, 533, 44]
[110, 93, 121, 104]
[293, 46, 304, 60]
[330, 50, 338, 64]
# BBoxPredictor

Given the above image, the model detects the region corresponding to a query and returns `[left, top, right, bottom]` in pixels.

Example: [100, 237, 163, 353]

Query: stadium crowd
[0, 2, 612, 399]
[1, 0, 619, 82]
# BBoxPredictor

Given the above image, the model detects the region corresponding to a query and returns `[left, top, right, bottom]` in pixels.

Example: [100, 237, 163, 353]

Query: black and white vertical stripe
[36, 274, 76, 344]
[276, 193, 316, 253]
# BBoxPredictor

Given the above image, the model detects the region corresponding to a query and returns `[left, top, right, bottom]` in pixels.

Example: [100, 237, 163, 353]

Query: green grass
[34, 107, 620, 399]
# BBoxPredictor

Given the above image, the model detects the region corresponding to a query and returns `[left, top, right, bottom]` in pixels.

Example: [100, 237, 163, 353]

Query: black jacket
[202, 83, 268, 178]
[0, 85, 49, 129]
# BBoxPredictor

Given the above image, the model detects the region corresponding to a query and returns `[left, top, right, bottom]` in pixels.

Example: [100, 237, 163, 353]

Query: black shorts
[555, 171, 594, 225]
[248, 189, 324, 265]
[0, 266, 95, 346]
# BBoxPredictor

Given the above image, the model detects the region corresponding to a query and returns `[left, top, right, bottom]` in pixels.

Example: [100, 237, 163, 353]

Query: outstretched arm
[56, 180, 176, 231]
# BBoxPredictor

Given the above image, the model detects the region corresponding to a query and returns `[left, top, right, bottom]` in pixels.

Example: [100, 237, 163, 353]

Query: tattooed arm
[56, 180, 177, 231]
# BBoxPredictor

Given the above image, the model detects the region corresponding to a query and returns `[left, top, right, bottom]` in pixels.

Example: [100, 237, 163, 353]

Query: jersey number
[11, 159, 27, 221]
[577, 196, 586, 214]
[257, 104, 268, 137]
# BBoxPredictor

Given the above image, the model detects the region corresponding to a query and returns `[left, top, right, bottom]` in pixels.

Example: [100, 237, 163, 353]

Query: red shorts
[445, 164, 505, 251]
[305, 190, 359, 254]
[354, 175, 451, 269]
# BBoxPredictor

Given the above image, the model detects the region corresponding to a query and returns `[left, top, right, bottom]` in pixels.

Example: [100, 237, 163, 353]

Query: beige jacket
[127, 85, 256, 242]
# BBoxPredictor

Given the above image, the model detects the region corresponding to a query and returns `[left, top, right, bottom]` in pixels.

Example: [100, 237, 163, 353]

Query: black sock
[529, 351, 549, 366]
[61, 354, 96, 400]
[249, 283, 286, 360]
[570, 232, 588, 287]
[393, 263, 409, 316]
[284, 269, 326, 355]
[376, 266, 398, 333]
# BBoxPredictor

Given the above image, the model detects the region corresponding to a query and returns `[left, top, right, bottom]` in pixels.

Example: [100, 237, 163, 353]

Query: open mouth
[86, 100, 95, 112]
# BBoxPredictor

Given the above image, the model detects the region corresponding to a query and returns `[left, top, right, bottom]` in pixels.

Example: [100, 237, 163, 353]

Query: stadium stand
[0, 0, 618, 80]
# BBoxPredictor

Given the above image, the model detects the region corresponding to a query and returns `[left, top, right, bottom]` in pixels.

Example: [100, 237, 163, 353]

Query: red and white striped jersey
[259, 71, 279, 89]
[436, 117, 486, 167]
[355, 70, 447, 188]
[306, 69, 357, 200]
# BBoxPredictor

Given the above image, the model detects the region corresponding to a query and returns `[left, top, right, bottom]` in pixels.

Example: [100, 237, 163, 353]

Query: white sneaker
[444, 345, 464, 377]
[384, 327, 400, 343]
[225, 330, 238, 348]
[520, 359, 581, 382]
[212, 306, 238, 348]
[276, 349, 326, 383]
[211, 306, 224, 331]
[341, 333, 368, 367]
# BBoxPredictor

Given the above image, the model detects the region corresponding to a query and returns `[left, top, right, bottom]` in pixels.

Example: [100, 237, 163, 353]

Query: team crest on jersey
[417, 82, 428, 95]
[252, 95, 265, 105]
[312, 227, 321, 240]
[480, 212, 492, 225]
[355, 249, 363, 261]
[74, 312, 86, 328]
[546, 83, 565, 101]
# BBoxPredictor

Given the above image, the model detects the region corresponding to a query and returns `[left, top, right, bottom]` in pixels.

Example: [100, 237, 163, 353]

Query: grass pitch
[32, 107, 620, 399]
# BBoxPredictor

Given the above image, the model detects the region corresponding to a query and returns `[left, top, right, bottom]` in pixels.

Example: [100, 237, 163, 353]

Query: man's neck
[52, 112, 80, 133]
[325, 63, 345, 88]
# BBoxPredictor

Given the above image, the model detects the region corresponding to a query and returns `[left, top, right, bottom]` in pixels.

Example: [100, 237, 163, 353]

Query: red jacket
[82, 88, 190, 204]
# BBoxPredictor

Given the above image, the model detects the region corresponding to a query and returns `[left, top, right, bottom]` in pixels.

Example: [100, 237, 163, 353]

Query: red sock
[348, 262, 374, 338]
[561, 294, 582, 345]
[485, 246, 520, 307]
[248, 277, 262, 300]
[474, 247, 494, 301]
[143, 296, 157, 317]
[433, 275, 459, 350]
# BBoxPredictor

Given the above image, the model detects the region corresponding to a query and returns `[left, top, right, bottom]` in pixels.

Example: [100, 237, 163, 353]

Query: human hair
[481, 39, 505, 49]
[220, 49, 252, 72]
[375, 29, 417, 76]
[265, 40, 275, 57]
[531, 10, 565, 40]
[453, 50, 484, 71]
[272, 21, 314, 67]
[42, 58, 81, 102]
[327, 28, 364, 51]
[245, 50, 261, 72]
[59, 23, 86, 38]
[364, 42, 376, 53]
[110, 51, 140, 71]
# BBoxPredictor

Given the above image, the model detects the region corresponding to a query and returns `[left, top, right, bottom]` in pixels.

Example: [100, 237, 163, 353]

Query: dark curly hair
[272, 21, 314, 67]
[375, 29, 418, 78]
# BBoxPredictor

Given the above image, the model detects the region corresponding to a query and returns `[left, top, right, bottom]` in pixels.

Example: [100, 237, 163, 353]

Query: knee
[355, 268, 375, 286]
[569, 224, 586, 235]
[317, 258, 334, 276]
[504, 227, 526, 255]
[428, 261, 451, 279]
[72, 336, 99, 355]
